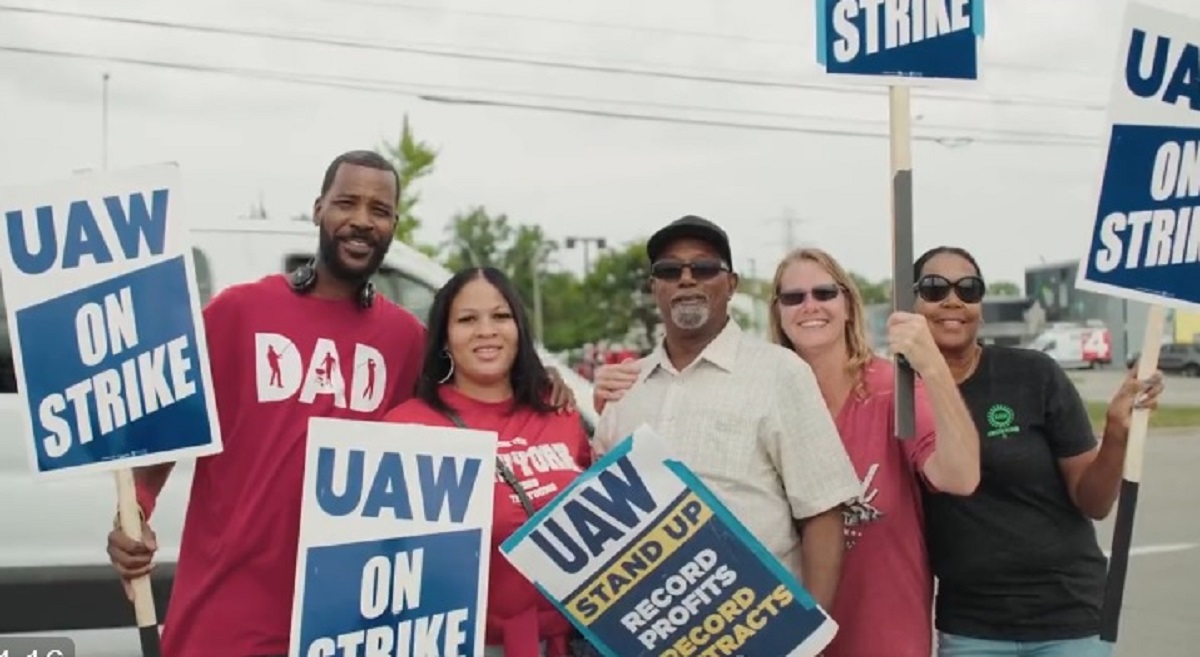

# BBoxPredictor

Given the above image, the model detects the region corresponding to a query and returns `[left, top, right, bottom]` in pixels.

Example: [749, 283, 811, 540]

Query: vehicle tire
[1185, 363, 1200, 378]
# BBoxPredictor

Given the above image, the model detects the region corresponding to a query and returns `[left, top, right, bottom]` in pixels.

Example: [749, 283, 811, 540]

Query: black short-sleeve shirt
[923, 345, 1109, 641]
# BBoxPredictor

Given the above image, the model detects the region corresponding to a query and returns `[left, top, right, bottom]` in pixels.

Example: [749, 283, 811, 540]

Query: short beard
[670, 302, 710, 330]
[317, 223, 389, 284]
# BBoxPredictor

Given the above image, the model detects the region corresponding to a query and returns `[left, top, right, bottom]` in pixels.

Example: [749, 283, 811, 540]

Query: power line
[332, 0, 787, 46]
[0, 44, 1105, 148]
[0, 4, 1108, 112]
[414, 95, 1102, 147]
[331, 0, 1109, 80]
[0, 39, 1075, 140]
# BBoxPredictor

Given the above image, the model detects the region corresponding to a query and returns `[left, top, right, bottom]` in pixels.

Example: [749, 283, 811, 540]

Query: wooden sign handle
[889, 85, 916, 439]
[115, 468, 163, 657]
[1100, 303, 1166, 643]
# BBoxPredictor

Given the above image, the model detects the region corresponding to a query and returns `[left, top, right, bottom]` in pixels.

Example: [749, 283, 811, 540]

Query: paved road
[6, 430, 1198, 657]
[1069, 368, 1200, 406]
[1092, 427, 1200, 656]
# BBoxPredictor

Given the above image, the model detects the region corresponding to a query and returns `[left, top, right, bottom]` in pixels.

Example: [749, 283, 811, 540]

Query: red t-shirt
[824, 357, 939, 657]
[382, 385, 592, 657]
[137, 274, 425, 657]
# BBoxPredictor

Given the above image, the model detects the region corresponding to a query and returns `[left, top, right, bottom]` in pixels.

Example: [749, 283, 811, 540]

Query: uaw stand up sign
[0, 164, 223, 656]
[501, 424, 837, 657]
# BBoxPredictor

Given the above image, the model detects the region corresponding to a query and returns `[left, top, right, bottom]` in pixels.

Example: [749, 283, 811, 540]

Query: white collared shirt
[594, 319, 860, 577]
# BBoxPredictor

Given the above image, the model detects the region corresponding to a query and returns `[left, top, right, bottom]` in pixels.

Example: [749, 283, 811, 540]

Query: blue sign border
[814, 0, 986, 80]
[502, 434, 824, 656]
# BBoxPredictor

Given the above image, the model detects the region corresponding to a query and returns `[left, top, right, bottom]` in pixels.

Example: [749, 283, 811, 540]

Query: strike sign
[1076, 2, 1200, 310]
[0, 164, 222, 476]
[501, 425, 837, 657]
[815, 0, 985, 82]
[289, 418, 497, 657]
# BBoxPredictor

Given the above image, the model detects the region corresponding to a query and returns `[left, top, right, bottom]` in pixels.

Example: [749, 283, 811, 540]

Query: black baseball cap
[646, 215, 733, 266]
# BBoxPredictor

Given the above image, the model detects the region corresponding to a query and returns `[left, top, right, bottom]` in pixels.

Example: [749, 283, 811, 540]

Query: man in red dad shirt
[104, 150, 575, 657]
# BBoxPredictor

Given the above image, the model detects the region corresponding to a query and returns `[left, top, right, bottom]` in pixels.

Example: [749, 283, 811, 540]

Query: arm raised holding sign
[104, 260, 252, 594]
[104, 269, 242, 598]
[912, 245, 1163, 651]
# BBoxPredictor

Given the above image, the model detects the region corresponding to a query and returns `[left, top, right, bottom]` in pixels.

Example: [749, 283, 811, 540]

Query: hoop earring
[438, 349, 455, 384]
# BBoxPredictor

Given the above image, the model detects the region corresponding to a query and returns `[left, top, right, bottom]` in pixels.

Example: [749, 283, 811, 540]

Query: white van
[0, 218, 597, 652]
[1023, 324, 1113, 370]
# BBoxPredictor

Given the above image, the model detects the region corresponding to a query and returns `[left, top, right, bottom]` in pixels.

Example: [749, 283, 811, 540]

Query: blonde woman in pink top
[767, 247, 980, 656]
[592, 247, 981, 655]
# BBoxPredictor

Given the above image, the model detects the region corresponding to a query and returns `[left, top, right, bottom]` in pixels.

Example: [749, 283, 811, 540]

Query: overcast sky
[1, 0, 1196, 287]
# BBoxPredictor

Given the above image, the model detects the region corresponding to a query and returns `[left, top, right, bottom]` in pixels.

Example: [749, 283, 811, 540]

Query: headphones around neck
[288, 258, 376, 309]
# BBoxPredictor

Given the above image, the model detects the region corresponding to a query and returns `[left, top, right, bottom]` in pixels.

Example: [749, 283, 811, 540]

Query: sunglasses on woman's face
[650, 259, 729, 281]
[914, 274, 986, 304]
[776, 283, 842, 307]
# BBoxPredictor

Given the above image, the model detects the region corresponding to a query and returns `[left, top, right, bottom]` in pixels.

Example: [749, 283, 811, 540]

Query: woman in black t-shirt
[911, 246, 1165, 657]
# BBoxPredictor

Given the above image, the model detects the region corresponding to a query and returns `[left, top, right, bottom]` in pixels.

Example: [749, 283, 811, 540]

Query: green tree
[739, 276, 772, 300]
[439, 209, 573, 345]
[849, 272, 891, 304]
[503, 224, 559, 341]
[988, 280, 1021, 297]
[540, 273, 594, 351]
[731, 306, 756, 332]
[582, 240, 659, 350]
[375, 114, 438, 245]
[504, 225, 557, 293]
[442, 206, 513, 271]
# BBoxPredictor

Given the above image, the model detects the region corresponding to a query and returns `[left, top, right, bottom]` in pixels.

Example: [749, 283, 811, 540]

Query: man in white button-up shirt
[591, 215, 860, 609]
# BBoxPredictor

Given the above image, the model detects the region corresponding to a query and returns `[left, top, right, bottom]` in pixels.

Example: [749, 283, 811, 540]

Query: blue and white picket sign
[0, 164, 223, 477]
[815, 0, 985, 83]
[501, 424, 837, 657]
[289, 417, 498, 657]
[1075, 3, 1200, 311]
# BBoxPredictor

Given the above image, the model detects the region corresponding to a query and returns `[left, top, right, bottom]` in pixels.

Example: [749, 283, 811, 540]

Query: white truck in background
[1024, 322, 1114, 370]
[0, 218, 598, 654]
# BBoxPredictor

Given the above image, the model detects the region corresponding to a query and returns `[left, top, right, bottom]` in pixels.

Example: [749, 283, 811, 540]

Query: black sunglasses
[776, 283, 842, 307]
[914, 274, 985, 304]
[650, 259, 729, 281]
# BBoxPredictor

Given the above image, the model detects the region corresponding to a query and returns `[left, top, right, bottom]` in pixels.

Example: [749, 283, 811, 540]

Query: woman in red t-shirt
[383, 266, 592, 657]
[764, 248, 981, 657]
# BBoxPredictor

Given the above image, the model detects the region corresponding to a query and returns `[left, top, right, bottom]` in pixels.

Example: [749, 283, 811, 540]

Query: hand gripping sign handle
[1100, 304, 1166, 644]
[115, 468, 163, 657]
[889, 85, 917, 439]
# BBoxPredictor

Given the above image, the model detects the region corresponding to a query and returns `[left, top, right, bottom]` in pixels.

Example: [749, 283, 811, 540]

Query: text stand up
[889, 85, 916, 438]
[502, 425, 840, 657]
[116, 469, 161, 656]
[1100, 304, 1165, 642]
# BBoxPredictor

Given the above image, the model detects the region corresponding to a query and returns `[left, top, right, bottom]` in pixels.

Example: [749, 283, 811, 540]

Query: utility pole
[747, 258, 762, 335]
[566, 236, 607, 276]
[779, 207, 804, 252]
[531, 245, 546, 346]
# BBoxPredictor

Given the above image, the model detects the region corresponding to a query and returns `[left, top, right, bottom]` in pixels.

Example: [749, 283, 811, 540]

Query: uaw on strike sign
[1076, 2, 1200, 310]
[289, 417, 497, 657]
[0, 164, 222, 476]
[502, 425, 837, 657]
